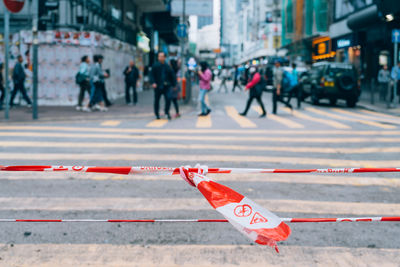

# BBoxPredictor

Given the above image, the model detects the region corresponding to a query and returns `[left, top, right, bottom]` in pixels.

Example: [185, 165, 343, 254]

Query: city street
[0, 87, 400, 266]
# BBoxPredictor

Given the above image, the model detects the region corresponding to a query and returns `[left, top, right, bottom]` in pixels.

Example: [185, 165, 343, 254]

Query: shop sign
[312, 36, 335, 61]
[337, 39, 351, 49]
[137, 33, 150, 53]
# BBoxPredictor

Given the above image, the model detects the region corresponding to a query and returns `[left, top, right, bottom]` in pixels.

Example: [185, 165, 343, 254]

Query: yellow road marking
[0, 125, 399, 135]
[2, 140, 400, 154]
[146, 119, 168, 128]
[2, 244, 399, 267]
[282, 107, 351, 129]
[360, 109, 400, 120]
[1, 131, 400, 143]
[100, 120, 121, 126]
[305, 107, 395, 129]
[268, 114, 305, 129]
[196, 115, 212, 128]
[225, 106, 257, 128]
[253, 106, 304, 128]
[2, 152, 400, 167]
[332, 108, 398, 128]
[0, 197, 398, 215]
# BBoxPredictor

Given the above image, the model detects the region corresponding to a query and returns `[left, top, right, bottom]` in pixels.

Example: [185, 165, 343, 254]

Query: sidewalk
[357, 89, 400, 117]
[0, 90, 193, 124]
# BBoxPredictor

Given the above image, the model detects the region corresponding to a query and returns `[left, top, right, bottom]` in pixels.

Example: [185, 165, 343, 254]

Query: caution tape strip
[1, 165, 400, 174]
[0, 217, 399, 223]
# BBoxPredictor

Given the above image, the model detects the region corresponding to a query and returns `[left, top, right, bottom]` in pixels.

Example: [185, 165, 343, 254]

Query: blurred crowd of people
[0, 51, 300, 119]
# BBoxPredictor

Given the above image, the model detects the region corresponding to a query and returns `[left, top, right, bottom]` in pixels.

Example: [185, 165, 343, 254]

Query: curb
[357, 101, 400, 117]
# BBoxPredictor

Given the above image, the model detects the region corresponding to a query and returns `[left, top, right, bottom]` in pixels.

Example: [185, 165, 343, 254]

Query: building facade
[281, 0, 330, 63]
[329, 0, 400, 84]
[221, 0, 282, 65]
[0, 0, 178, 105]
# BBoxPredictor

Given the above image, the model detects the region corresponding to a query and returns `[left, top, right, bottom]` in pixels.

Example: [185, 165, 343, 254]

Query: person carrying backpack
[239, 66, 266, 117]
[75, 55, 91, 112]
[273, 61, 293, 111]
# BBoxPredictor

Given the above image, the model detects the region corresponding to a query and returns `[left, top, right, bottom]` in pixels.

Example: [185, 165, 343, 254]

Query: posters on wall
[1, 30, 137, 105]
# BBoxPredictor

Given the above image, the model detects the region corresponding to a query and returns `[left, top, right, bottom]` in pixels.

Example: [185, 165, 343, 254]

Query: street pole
[4, 10, 10, 120]
[180, 0, 186, 103]
[394, 42, 398, 107]
[32, 1, 39, 120]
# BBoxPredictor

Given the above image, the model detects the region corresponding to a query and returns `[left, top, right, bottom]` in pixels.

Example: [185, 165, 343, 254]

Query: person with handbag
[150, 52, 176, 120]
[75, 55, 91, 112]
[239, 66, 266, 117]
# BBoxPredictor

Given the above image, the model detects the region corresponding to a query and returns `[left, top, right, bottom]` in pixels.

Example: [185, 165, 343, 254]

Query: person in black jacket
[10, 55, 32, 107]
[123, 60, 140, 105]
[150, 52, 176, 120]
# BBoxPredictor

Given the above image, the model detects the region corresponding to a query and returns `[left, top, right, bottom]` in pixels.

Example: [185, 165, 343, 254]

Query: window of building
[334, 0, 373, 20]
[198, 16, 213, 29]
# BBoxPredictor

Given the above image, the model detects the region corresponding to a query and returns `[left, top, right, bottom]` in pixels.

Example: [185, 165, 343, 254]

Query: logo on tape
[234, 204, 252, 217]
[250, 212, 268, 224]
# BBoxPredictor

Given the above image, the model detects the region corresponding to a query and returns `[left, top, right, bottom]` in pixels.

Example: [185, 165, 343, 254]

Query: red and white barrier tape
[1, 217, 399, 223]
[1, 165, 400, 174]
[2, 164, 399, 252]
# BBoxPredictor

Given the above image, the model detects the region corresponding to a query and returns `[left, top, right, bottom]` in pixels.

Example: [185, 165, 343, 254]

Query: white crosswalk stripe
[0, 104, 399, 265]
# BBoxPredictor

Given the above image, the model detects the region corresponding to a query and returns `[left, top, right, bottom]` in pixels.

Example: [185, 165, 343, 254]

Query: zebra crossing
[97, 104, 400, 130]
[0, 106, 399, 266]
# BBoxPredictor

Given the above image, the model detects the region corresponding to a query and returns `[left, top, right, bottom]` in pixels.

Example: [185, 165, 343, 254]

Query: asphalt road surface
[0, 88, 400, 266]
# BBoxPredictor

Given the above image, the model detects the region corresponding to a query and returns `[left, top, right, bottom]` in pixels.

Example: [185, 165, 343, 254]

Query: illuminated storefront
[332, 34, 361, 74]
[311, 36, 336, 62]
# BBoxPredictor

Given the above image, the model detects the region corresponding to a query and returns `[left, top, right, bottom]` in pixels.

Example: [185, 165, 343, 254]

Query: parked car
[300, 62, 360, 107]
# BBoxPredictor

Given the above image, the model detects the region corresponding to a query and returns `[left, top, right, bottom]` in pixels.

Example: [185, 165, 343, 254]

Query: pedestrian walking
[150, 52, 176, 120]
[75, 55, 91, 112]
[285, 63, 299, 105]
[0, 63, 4, 110]
[391, 62, 400, 102]
[273, 61, 293, 110]
[89, 54, 109, 112]
[239, 66, 266, 117]
[378, 65, 390, 101]
[169, 59, 181, 118]
[9, 55, 32, 108]
[218, 67, 229, 93]
[232, 65, 243, 92]
[123, 60, 140, 105]
[198, 61, 212, 116]
[96, 55, 112, 107]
